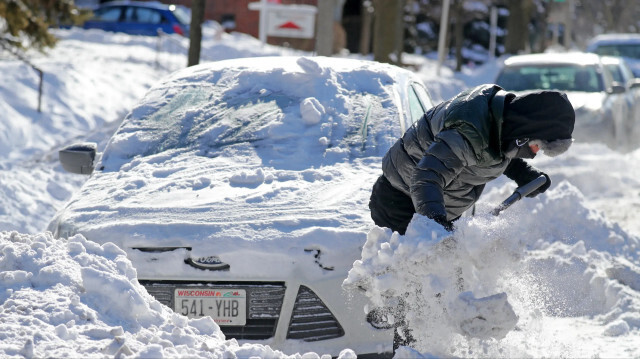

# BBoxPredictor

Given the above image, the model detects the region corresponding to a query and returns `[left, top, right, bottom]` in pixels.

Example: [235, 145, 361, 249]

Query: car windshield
[496, 64, 603, 92]
[593, 44, 640, 60]
[100, 82, 397, 172]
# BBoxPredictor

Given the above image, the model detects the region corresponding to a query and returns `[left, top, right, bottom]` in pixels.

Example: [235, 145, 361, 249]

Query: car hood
[563, 91, 606, 112]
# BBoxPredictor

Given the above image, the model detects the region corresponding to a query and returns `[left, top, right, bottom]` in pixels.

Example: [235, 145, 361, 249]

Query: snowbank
[0, 230, 355, 358]
[344, 181, 640, 357]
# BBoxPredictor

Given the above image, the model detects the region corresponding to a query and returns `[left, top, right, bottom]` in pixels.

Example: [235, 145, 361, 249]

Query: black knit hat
[502, 90, 575, 145]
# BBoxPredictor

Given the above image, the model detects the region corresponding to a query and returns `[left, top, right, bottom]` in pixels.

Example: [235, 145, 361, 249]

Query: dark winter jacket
[381, 83, 575, 222]
[382, 84, 510, 221]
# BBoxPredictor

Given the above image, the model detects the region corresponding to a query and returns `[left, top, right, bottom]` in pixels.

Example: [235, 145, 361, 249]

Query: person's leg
[369, 175, 415, 235]
[369, 175, 417, 350]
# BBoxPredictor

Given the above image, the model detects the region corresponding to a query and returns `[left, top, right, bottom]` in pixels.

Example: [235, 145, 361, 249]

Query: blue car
[83, 1, 190, 37]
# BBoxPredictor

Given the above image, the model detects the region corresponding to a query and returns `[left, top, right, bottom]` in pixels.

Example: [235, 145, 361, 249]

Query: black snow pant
[369, 175, 416, 235]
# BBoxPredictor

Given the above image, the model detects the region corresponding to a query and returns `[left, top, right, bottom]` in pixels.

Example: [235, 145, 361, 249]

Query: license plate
[174, 288, 246, 326]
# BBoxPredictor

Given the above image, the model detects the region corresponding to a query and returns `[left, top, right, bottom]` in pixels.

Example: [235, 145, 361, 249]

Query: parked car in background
[48, 56, 434, 357]
[586, 33, 640, 78]
[495, 52, 634, 151]
[600, 55, 640, 141]
[82, 1, 190, 36]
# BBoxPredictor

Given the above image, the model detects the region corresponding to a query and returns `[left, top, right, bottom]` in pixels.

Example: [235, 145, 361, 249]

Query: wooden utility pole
[504, 0, 532, 54]
[437, 0, 450, 75]
[188, 0, 205, 67]
[316, 0, 336, 55]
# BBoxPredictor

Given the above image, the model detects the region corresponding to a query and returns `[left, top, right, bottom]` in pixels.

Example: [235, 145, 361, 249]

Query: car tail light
[172, 24, 184, 36]
[286, 285, 344, 342]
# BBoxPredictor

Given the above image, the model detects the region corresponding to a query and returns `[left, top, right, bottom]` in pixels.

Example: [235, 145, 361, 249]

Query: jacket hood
[502, 90, 575, 146]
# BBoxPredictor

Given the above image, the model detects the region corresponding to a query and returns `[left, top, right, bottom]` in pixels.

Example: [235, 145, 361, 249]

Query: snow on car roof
[502, 52, 602, 67]
[587, 33, 640, 46]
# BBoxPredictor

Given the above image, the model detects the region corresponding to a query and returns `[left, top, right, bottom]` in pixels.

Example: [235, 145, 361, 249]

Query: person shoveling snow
[368, 84, 576, 235]
[363, 84, 576, 349]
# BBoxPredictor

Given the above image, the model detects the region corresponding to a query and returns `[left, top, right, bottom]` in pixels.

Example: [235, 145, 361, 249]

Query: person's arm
[410, 130, 473, 227]
[504, 158, 551, 197]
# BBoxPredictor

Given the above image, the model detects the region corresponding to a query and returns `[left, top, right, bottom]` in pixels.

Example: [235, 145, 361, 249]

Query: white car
[495, 52, 633, 151]
[600, 55, 640, 143]
[48, 56, 434, 357]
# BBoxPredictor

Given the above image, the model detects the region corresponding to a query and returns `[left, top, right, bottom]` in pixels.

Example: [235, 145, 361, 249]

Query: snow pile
[0, 230, 354, 358]
[344, 180, 640, 357]
[0, 29, 163, 234]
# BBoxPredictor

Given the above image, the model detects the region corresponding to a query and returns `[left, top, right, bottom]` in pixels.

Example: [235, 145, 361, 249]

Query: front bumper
[141, 280, 393, 357]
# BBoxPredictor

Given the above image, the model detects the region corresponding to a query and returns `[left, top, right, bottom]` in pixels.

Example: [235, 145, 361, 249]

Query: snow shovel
[490, 175, 548, 216]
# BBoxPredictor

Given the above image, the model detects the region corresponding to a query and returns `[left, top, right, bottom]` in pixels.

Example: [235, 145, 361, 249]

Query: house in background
[157, 0, 354, 53]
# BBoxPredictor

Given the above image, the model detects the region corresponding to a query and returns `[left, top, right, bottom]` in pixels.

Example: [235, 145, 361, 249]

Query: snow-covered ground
[2, 25, 640, 358]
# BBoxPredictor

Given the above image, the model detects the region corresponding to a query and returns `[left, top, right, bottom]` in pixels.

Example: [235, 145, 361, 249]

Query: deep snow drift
[344, 176, 640, 357]
[0, 230, 345, 358]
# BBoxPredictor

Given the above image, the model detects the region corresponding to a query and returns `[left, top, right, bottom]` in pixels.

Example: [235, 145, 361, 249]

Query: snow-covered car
[48, 56, 434, 357]
[586, 33, 640, 77]
[495, 52, 632, 150]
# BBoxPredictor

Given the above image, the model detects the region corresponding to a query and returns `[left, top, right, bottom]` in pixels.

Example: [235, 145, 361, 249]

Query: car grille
[286, 285, 345, 342]
[141, 281, 286, 340]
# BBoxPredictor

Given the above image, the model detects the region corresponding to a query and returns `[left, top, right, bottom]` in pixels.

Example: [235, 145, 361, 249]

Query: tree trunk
[373, 0, 403, 64]
[453, 0, 464, 71]
[359, 2, 374, 55]
[504, 0, 532, 55]
[316, 0, 336, 56]
[188, 0, 206, 67]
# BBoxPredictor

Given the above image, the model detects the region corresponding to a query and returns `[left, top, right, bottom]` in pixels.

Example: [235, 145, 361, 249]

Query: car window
[496, 64, 603, 92]
[593, 44, 640, 60]
[605, 64, 624, 83]
[93, 7, 122, 21]
[124, 7, 162, 24]
[408, 86, 426, 123]
[408, 83, 433, 123]
[619, 62, 635, 82]
[135, 8, 163, 24]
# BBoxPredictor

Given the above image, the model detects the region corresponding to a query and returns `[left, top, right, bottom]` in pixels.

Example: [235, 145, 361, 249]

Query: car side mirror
[629, 78, 640, 89]
[59, 142, 97, 175]
[608, 83, 626, 94]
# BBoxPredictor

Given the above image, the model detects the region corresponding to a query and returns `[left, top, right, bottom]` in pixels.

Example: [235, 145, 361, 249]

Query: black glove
[432, 214, 454, 232]
[504, 158, 551, 198]
[525, 172, 551, 198]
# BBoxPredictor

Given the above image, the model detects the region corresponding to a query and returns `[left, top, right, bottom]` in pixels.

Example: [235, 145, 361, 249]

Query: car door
[600, 63, 629, 147]
[83, 6, 123, 32]
[618, 60, 640, 137]
[116, 6, 164, 36]
[605, 62, 635, 130]
[132, 7, 169, 35]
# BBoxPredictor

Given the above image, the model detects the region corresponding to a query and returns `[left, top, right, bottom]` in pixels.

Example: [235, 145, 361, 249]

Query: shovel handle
[491, 175, 547, 216]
